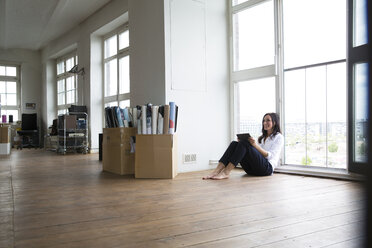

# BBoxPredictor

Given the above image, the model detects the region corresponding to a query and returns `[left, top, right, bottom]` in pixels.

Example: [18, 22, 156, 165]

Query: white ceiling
[0, 0, 111, 50]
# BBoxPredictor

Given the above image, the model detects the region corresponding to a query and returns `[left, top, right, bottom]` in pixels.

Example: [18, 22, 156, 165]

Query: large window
[56, 53, 78, 115]
[232, 0, 278, 139]
[231, 0, 349, 170]
[235, 77, 276, 138]
[0, 64, 20, 121]
[283, 0, 347, 169]
[103, 25, 130, 109]
[233, 0, 275, 71]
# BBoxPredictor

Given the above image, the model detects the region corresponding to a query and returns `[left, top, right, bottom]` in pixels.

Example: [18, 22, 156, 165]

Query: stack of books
[104, 102, 178, 134]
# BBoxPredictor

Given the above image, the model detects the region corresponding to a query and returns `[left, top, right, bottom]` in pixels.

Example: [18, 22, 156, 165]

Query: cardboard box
[0, 126, 10, 143]
[102, 127, 136, 175]
[0, 143, 11, 155]
[135, 134, 177, 179]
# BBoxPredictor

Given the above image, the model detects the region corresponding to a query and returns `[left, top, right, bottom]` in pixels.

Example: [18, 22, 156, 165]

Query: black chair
[17, 113, 39, 149]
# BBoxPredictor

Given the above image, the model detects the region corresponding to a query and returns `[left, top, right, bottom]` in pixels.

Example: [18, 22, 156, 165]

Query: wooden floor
[0, 149, 366, 248]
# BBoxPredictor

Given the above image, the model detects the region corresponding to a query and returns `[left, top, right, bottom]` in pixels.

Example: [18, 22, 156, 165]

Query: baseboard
[275, 165, 365, 181]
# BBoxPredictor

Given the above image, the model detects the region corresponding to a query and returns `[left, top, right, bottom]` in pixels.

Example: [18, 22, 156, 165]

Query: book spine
[169, 102, 176, 134]
[146, 104, 152, 134]
[141, 105, 146, 134]
[163, 105, 170, 134]
[157, 106, 164, 134]
[152, 106, 158, 134]
[116, 107, 124, 127]
[133, 108, 138, 128]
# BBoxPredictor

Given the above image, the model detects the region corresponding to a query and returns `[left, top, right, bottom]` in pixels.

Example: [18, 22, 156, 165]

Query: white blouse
[259, 133, 284, 171]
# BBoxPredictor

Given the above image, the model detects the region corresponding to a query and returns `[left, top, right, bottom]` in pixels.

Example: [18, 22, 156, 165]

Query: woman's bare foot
[202, 163, 225, 179]
[211, 163, 235, 180]
[211, 169, 230, 180]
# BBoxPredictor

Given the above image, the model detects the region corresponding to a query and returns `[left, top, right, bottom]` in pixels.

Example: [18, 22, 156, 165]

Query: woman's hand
[248, 137, 257, 147]
[249, 137, 269, 158]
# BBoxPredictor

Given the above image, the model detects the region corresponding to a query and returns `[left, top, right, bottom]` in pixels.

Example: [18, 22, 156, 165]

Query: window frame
[56, 52, 78, 115]
[0, 63, 21, 121]
[230, 0, 281, 144]
[347, 0, 369, 173]
[102, 24, 130, 109]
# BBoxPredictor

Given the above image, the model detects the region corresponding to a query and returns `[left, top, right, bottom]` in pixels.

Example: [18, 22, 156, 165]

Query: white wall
[164, 0, 230, 172]
[129, 0, 167, 106]
[41, 0, 129, 149]
[42, 59, 57, 135]
[129, 0, 229, 172]
[40, 0, 229, 173]
[0, 48, 42, 125]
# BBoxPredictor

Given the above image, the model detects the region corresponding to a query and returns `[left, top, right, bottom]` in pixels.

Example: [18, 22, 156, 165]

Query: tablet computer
[237, 133, 251, 141]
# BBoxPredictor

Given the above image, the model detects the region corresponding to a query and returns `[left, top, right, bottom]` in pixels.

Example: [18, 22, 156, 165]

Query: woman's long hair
[258, 113, 281, 144]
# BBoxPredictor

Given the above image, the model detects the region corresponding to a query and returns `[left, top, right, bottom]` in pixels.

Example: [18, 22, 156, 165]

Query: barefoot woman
[203, 113, 284, 180]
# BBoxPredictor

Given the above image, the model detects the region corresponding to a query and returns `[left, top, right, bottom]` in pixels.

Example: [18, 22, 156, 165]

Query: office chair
[17, 113, 39, 149]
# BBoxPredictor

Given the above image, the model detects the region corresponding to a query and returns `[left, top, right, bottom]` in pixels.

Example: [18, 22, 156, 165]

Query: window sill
[274, 165, 365, 181]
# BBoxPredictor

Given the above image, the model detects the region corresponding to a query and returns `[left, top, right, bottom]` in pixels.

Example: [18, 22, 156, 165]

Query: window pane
[6, 66, 16, 76]
[119, 30, 129, 50]
[284, 63, 347, 168]
[0, 94, 6, 104]
[58, 109, 67, 116]
[57, 61, 64, 75]
[0, 81, 5, 93]
[354, 63, 368, 162]
[105, 59, 117, 97]
[236, 77, 276, 138]
[119, 100, 130, 108]
[58, 93, 65, 105]
[233, 0, 274, 71]
[119, 56, 130, 94]
[232, 0, 248, 6]
[58, 79, 65, 93]
[7, 81, 17, 93]
[284, 70, 306, 165]
[66, 76, 74, 91]
[354, 0, 368, 46]
[327, 63, 347, 168]
[105, 101, 117, 107]
[66, 90, 75, 104]
[306, 66, 327, 167]
[66, 57, 75, 72]
[6, 94, 17, 105]
[104, 35, 117, 58]
[0, 66, 5, 75]
[283, 0, 346, 69]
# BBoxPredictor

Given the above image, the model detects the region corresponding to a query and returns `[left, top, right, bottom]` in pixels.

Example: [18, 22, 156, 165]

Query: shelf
[57, 112, 88, 154]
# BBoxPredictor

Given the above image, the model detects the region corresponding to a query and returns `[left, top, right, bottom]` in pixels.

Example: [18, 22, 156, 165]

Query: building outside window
[0, 64, 20, 121]
[56, 53, 78, 115]
[103, 25, 130, 110]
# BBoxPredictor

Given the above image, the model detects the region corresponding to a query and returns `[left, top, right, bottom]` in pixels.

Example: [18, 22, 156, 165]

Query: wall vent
[183, 153, 197, 164]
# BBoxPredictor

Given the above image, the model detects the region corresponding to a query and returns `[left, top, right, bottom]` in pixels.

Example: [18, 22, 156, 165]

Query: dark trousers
[219, 140, 273, 176]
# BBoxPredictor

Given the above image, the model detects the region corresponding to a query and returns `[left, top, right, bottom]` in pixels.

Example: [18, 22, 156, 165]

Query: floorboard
[0, 149, 365, 248]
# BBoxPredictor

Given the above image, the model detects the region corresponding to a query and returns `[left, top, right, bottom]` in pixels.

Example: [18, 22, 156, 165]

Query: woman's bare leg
[202, 162, 225, 179]
[211, 163, 235, 180]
